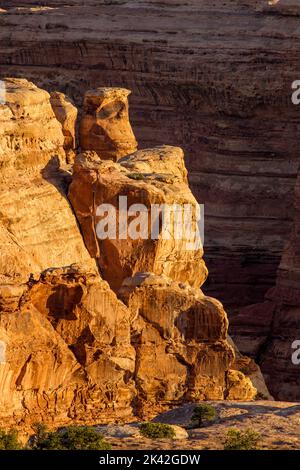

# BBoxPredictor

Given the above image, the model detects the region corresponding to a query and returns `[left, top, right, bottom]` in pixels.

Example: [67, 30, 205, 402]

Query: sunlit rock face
[2, 1, 300, 309]
[0, 78, 65, 171]
[0, 78, 96, 307]
[0, 78, 261, 431]
[119, 272, 256, 410]
[50, 91, 78, 162]
[68, 146, 207, 292]
[79, 87, 137, 161]
[0, 266, 136, 429]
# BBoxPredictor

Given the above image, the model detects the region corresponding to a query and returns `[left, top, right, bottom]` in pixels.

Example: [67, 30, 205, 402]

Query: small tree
[31, 425, 111, 450]
[0, 429, 22, 450]
[223, 429, 261, 450]
[140, 423, 175, 439]
[255, 392, 268, 401]
[191, 404, 216, 427]
[31, 423, 48, 449]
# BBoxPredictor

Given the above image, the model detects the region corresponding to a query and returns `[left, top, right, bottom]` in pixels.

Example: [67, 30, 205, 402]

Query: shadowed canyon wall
[231, 163, 300, 401]
[1, 1, 300, 309]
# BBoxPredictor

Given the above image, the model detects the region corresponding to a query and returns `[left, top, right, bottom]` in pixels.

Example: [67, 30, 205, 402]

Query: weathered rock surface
[0, 78, 135, 427]
[0, 78, 261, 430]
[28, 266, 136, 386]
[0, 78, 96, 310]
[0, 77, 86, 318]
[0, 78, 64, 171]
[91, 401, 300, 450]
[228, 336, 273, 401]
[1, 1, 300, 308]
[0, 266, 137, 429]
[119, 272, 256, 409]
[50, 91, 78, 162]
[96, 422, 188, 440]
[68, 146, 207, 292]
[80, 87, 137, 160]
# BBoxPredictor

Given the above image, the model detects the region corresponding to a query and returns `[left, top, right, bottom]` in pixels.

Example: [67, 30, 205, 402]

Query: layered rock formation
[231, 166, 300, 401]
[50, 91, 78, 162]
[0, 266, 137, 428]
[0, 79, 134, 427]
[1, 0, 300, 308]
[0, 78, 95, 292]
[68, 146, 207, 292]
[119, 273, 251, 406]
[0, 78, 258, 429]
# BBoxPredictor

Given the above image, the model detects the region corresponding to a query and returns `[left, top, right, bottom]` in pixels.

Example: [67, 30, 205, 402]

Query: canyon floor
[102, 401, 300, 450]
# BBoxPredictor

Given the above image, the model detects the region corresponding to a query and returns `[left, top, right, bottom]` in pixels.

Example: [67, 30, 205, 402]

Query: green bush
[31, 425, 111, 450]
[127, 173, 145, 180]
[223, 428, 261, 450]
[191, 404, 216, 427]
[0, 429, 22, 450]
[139, 422, 175, 439]
[255, 391, 268, 401]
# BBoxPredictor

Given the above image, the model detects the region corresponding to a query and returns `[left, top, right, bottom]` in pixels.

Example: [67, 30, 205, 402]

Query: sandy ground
[102, 401, 300, 450]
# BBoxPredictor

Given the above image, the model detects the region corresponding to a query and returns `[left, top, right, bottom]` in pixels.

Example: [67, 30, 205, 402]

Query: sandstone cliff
[50, 91, 78, 162]
[0, 78, 96, 298]
[1, 0, 300, 309]
[68, 145, 207, 292]
[0, 78, 258, 430]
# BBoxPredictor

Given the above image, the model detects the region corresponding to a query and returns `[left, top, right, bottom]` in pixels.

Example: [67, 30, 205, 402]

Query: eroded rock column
[50, 91, 78, 162]
[79, 87, 137, 160]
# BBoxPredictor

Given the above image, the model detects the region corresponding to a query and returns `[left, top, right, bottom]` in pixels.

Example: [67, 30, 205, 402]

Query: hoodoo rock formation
[1, 0, 300, 309]
[80, 87, 137, 160]
[0, 78, 259, 430]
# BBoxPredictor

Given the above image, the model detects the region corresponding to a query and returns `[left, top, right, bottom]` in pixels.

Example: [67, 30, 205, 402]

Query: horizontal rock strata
[231, 166, 300, 401]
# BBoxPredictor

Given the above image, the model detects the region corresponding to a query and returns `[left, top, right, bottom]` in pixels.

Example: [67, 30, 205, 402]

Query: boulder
[225, 370, 256, 401]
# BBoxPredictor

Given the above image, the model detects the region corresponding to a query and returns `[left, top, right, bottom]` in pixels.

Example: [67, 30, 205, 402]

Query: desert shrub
[223, 428, 261, 450]
[0, 429, 22, 450]
[239, 366, 250, 375]
[191, 404, 216, 427]
[255, 391, 268, 401]
[139, 422, 175, 439]
[128, 173, 145, 180]
[31, 425, 111, 450]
